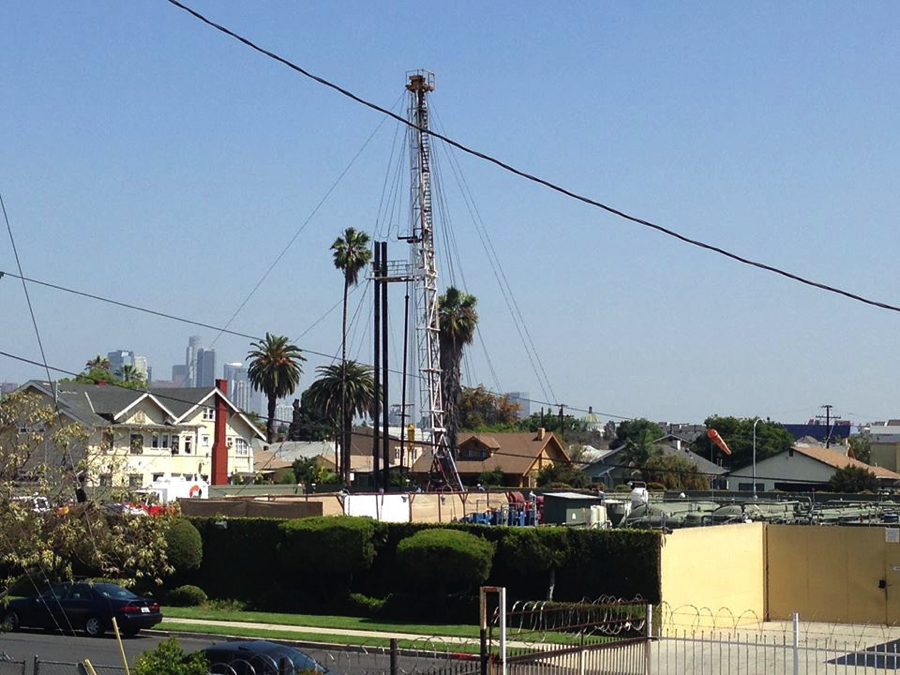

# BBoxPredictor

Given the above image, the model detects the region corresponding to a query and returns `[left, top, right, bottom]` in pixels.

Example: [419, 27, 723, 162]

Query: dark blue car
[201, 640, 328, 675]
[2, 582, 162, 637]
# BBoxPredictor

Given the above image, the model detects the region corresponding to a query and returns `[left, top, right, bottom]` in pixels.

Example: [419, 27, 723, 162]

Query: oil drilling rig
[400, 70, 463, 491]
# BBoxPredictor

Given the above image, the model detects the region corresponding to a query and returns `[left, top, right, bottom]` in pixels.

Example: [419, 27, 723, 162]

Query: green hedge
[186, 516, 661, 619]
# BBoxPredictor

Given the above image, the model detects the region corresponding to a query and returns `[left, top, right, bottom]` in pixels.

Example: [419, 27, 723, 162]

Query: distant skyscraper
[171, 364, 188, 386]
[223, 362, 252, 412]
[108, 350, 135, 378]
[196, 348, 217, 388]
[133, 356, 149, 381]
[507, 392, 531, 419]
[185, 335, 202, 387]
[0, 382, 19, 398]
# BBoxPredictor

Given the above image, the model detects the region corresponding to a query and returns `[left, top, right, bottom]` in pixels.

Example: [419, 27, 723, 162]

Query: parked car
[1, 581, 162, 637]
[199, 641, 328, 675]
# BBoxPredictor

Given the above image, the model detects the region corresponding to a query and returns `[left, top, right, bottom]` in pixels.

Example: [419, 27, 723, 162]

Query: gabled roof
[792, 444, 900, 480]
[655, 443, 728, 476]
[411, 431, 569, 477]
[151, 386, 265, 440]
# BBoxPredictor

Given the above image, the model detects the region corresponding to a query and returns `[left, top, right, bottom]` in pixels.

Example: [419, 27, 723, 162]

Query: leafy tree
[439, 287, 479, 454]
[247, 333, 306, 443]
[289, 389, 331, 442]
[0, 391, 173, 590]
[516, 411, 590, 443]
[477, 466, 505, 487]
[621, 428, 658, 467]
[63, 363, 145, 390]
[292, 456, 338, 486]
[692, 416, 794, 468]
[397, 529, 494, 598]
[849, 434, 871, 464]
[332, 227, 373, 484]
[165, 519, 203, 573]
[133, 636, 208, 675]
[641, 452, 710, 490]
[536, 462, 589, 488]
[829, 465, 878, 493]
[458, 385, 520, 431]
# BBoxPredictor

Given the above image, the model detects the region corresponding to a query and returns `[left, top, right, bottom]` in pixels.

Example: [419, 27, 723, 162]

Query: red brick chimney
[211, 379, 229, 486]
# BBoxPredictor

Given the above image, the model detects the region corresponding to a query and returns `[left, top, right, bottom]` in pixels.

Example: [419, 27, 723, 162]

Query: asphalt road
[0, 629, 467, 674]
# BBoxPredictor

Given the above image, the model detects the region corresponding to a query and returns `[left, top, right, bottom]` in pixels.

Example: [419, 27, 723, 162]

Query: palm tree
[247, 333, 306, 443]
[438, 287, 478, 454]
[304, 362, 377, 444]
[331, 228, 372, 482]
[85, 355, 111, 373]
[117, 364, 144, 386]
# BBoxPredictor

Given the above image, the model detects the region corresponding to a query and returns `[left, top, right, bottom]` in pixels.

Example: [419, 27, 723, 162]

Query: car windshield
[290, 653, 325, 672]
[91, 583, 139, 600]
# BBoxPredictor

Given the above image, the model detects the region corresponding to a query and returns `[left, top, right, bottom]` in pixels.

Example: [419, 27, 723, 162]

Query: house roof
[792, 443, 900, 480]
[253, 448, 295, 473]
[655, 443, 728, 476]
[411, 431, 569, 477]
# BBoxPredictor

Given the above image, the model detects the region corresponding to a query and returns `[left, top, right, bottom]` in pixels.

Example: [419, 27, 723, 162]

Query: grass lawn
[157, 621, 482, 653]
[163, 606, 481, 639]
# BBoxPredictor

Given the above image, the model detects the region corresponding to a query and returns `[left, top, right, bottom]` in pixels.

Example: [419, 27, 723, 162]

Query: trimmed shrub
[134, 637, 208, 675]
[344, 592, 385, 617]
[167, 584, 208, 607]
[166, 519, 203, 573]
[397, 529, 494, 595]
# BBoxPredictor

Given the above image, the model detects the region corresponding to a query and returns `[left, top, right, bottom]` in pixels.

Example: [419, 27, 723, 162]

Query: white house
[728, 442, 900, 492]
[18, 379, 264, 488]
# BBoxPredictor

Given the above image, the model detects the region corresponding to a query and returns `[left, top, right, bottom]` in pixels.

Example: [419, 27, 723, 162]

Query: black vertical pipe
[399, 283, 410, 475]
[373, 243, 381, 490]
[381, 241, 390, 490]
[389, 638, 398, 675]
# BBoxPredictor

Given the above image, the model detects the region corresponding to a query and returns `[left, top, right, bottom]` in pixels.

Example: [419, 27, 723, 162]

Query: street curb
[143, 628, 481, 660]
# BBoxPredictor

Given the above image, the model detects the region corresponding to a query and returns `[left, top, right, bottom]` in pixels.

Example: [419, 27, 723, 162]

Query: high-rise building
[133, 356, 149, 381]
[196, 348, 217, 388]
[0, 382, 19, 398]
[507, 392, 531, 419]
[171, 364, 188, 386]
[185, 335, 202, 387]
[107, 350, 135, 378]
[223, 362, 253, 412]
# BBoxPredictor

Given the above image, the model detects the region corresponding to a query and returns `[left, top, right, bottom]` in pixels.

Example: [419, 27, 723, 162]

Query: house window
[152, 473, 163, 482]
[203, 407, 216, 421]
[129, 434, 143, 455]
[161, 434, 169, 449]
[102, 432, 114, 453]
[184, 437, 193, 454]
[234, 438, 249, 456]
[99, 474, 112, 487]
[202, 435, 210, 447]
[171, 434, 180, 455]
[200, 474, 208, 482]
[226, 437, 233, 449]
[151, 433, 159, 449]
[128, 474, 143, 488]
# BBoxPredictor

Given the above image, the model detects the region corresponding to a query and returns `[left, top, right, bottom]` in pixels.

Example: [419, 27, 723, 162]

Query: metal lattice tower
[405, 70, 462, 491]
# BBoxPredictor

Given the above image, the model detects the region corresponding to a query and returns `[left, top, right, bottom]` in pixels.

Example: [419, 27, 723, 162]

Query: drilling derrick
[405, 70, 463, 491]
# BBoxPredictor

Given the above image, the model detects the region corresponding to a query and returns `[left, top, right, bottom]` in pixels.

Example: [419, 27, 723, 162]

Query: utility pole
[381, 241, 390, 490]
[373, 244, 381, 490]
[816, 404, 835, 448]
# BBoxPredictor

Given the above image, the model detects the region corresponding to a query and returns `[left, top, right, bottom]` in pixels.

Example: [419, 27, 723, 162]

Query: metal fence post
[792, 612, 800, 675]
[32, 655, 39, 675]
[645, 604, 653, 675]
[499, 587, 507, 675]
[389, 638, 398, 675]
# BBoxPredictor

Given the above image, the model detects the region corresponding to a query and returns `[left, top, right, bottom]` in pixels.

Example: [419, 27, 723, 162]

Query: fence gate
[479, 587, 651, 675]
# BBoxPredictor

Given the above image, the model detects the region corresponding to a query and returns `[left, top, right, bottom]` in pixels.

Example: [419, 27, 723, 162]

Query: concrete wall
[871, 442, 900, 472]
[767, 524, 887, 624]
[660, 522, 766, 627]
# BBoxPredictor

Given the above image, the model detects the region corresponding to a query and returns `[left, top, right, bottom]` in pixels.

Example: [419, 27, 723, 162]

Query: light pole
[752, 417, 763, 499]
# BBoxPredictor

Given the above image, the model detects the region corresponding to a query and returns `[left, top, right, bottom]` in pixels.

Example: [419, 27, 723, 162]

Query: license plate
[141, 607, 150, 614]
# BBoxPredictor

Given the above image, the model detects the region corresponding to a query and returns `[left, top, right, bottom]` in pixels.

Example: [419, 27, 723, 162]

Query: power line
[0, 271, 627, 419]
[209, 94, 402, 349]
[163, 0, 900, 316]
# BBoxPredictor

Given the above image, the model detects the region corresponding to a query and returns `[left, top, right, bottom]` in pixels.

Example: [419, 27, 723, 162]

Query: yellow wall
[766, 524, 887, 624]
[660, 522, 766, 628]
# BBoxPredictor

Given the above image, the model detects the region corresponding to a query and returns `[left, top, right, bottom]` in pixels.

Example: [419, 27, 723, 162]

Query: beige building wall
[660, 522, 766, 627]
[767, 524, 887, 624]
[871, 442, 900, 472]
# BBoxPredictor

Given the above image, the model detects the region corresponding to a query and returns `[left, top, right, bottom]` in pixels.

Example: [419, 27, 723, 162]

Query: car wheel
[2, 610, 20, 632]
[84, 616, 105, 638]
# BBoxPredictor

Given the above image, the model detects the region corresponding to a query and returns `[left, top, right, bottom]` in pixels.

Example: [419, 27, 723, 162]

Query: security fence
[0, 655, 26, 675]
[31, 658, 125, 675]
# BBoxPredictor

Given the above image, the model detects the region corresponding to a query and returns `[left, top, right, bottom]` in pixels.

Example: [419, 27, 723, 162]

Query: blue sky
[2, 1, 899, 424]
